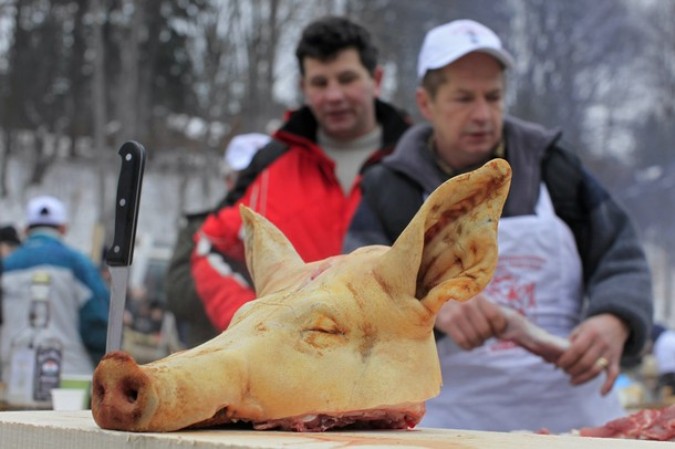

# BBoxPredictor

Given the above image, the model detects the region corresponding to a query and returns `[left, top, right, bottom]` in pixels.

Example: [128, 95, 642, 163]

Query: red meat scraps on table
[580, 405, 675, 441]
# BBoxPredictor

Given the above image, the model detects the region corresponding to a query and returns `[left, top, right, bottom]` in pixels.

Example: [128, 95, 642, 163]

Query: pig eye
[304, 315, 344, 335]
[308, 325, 342, 335]
[301, 314, 347, 349]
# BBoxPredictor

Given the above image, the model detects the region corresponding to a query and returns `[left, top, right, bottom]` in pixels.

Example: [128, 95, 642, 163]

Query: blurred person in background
[190, 15, 411, 333]
[0, 225, 21, 259]
[0, 224, 22, 327]
[652, 323, 675, 398]
[222, 133, 272, 190]
[1, 196, 110, 377]
[345, 19, 652, 433]
[165, 133, 271, 348]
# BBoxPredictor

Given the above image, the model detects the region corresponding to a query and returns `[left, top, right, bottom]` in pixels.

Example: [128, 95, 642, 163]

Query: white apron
[421, 184, 625, 433]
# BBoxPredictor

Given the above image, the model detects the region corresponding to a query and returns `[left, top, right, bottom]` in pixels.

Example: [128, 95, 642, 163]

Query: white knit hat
[417, 19, 514, 79]
[26, 195, 68, 227]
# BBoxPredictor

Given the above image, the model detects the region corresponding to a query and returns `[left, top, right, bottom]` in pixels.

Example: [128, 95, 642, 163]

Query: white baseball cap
[26, 195, 68, 227]
[417, 19, 514, 79]
[224, 133, 271, 171]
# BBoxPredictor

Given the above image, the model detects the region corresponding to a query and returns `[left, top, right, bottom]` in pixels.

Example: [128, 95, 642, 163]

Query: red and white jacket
[191, 101, 411, 331]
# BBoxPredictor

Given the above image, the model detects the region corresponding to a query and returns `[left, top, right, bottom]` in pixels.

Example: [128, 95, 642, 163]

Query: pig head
[91, 159, 512, 432]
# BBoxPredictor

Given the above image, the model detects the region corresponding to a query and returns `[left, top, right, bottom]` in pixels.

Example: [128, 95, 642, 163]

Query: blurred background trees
[0, 0, 673, 318]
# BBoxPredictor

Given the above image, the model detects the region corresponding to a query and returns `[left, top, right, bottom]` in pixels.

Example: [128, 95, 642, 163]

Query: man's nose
[471, 98, 491, 121]
[324, 82, 346, 101]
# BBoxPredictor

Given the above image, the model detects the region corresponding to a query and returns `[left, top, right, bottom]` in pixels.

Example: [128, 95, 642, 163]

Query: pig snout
[91, 351, 160, 431]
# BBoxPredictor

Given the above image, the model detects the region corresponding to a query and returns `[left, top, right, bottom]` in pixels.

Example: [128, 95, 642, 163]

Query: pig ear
[239, 205, 305, 296]
[376, 159, 512, 315]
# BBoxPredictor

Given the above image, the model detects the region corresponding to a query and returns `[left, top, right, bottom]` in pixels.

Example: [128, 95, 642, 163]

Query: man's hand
[555, 314, 629, 395]
[435, 295, 508, 350]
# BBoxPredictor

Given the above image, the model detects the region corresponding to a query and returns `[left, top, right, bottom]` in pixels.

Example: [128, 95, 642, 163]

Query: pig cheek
[238, 331, 312, 405]
[244, 327, 354, 398]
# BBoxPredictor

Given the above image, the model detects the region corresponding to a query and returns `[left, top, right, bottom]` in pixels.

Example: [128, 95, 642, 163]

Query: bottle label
[33, 346, 62, 402]
[7, 348, 37, 404]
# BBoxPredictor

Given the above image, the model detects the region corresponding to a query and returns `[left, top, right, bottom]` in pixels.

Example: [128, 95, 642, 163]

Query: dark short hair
[295, 16, 378, 76]
[0, 225, 20, 245]
[420, 68, 448, 99]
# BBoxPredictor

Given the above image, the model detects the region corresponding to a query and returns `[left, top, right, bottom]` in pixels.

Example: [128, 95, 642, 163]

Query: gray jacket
[346, 117, 653, 358]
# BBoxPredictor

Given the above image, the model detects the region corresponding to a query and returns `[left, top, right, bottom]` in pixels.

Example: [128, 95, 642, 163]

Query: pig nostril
[119, 376, 143, 404]
[124, 386, 139, 403]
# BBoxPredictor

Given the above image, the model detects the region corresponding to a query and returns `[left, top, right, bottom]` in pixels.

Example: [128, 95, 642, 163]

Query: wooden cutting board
[0, 410, 668, 448]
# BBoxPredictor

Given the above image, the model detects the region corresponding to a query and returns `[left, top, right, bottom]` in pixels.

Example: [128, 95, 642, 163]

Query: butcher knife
[105, 141, 146, 353]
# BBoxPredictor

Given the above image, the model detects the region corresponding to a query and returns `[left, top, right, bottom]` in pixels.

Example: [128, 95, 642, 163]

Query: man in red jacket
[191, 16, 411, 332]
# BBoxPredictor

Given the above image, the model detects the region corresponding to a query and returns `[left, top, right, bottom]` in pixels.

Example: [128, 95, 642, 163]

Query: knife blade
[106, 141, 146, 353]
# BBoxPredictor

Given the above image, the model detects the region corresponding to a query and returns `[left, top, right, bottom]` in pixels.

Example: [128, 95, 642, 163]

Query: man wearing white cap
[165, 133, 271, 348]
[345, 19, 652, 432]
[1, 196, 110, 382]
[222, 133, 271, 190]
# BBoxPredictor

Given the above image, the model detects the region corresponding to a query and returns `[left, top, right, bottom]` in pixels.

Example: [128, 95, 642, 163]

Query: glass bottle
[6, 271, 63, 409]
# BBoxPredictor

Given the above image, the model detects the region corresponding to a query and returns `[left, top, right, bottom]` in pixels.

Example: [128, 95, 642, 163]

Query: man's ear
[372, 65, 384, 95]
[298, 59, 307, 95]
[415, 86, 433, 122]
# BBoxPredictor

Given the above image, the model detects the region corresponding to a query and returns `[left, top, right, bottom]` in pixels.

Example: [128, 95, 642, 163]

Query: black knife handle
[108, 141, 146, 267]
